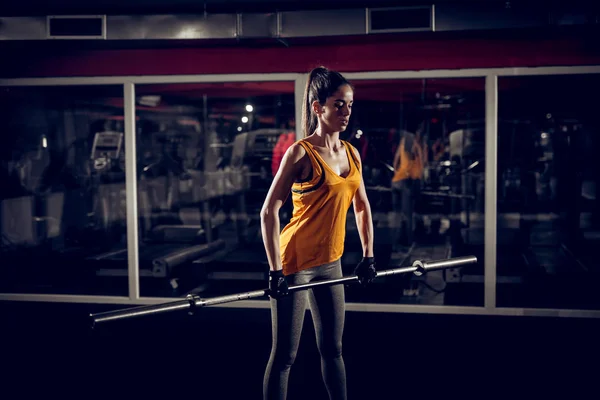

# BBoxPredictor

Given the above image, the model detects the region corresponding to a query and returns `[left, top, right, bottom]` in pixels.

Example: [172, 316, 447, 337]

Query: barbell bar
[89, 255, 477, 328]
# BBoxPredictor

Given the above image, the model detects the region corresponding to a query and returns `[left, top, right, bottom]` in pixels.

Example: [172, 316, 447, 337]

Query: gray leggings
[263, 259, 347, 400]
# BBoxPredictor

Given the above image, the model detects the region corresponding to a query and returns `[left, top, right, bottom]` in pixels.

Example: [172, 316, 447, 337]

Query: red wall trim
[2, 31, 600, 78]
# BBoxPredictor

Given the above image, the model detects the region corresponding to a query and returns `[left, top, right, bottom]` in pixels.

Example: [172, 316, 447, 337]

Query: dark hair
[302, 66, 353, 138]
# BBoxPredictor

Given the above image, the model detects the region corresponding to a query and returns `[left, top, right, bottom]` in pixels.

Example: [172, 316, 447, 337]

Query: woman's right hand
[268, 270, 289, 299]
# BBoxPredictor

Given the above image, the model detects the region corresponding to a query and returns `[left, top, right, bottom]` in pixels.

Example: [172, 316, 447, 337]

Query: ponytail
[302, 67, 324, 138]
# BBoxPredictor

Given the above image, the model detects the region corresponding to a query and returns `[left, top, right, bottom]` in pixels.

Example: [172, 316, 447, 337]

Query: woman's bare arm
[350, 146, 374, 258]
[260, 143, 306, 271]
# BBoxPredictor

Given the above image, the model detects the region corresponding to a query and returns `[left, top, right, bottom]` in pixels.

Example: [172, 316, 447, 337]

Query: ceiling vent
[367, 6, 435, 33]
[47, 15, 106, 39]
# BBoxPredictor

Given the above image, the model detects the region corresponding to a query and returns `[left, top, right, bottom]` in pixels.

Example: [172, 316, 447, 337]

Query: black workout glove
[354, 257, 377, 287]
[268, 269, 289, 299]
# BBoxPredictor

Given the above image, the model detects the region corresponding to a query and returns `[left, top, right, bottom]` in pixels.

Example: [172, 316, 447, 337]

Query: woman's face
[315, 84, 353, 134]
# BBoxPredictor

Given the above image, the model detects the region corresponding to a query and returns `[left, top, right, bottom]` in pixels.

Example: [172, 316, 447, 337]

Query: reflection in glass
[121, 79, 487, 306]
[344, 78, 486, 306]
[133, 82, 296, 297]
[0, 85, 128, 295]
[497, 74, 600, 310]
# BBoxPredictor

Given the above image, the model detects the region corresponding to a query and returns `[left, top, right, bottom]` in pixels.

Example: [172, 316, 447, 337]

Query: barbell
[89, 255, 477, 328]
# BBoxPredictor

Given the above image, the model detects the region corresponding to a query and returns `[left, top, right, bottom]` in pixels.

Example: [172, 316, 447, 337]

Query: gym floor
[2, 301, 598, 399]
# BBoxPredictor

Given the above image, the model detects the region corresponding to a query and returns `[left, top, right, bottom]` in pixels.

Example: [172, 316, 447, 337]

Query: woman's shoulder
[342, 140, 361, 159]
[285, 140, 309, 161]
[341, 139, 356, 147]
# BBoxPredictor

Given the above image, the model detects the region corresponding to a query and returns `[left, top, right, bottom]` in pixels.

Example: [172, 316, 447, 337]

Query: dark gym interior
[2, 0, 600, 398]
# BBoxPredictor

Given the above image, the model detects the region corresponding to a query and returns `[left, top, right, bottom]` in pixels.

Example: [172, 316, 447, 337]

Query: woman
[260, 66, 377, 400]
[391, 125, 426, 249]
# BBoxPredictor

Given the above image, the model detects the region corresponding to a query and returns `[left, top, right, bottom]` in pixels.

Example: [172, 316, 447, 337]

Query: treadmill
[83, 130, 225, 290]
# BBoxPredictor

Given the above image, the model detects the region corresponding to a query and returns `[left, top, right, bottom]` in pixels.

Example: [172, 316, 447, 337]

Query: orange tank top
[392, 136, 424, 182]
[279, 139, 361, 275]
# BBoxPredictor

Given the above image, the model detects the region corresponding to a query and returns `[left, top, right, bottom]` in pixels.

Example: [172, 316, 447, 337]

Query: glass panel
[134, 82, 296, 297]
[0, 85, 128, 295]
[345, 78, 486, 306]
[497, 74, 600, 310]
